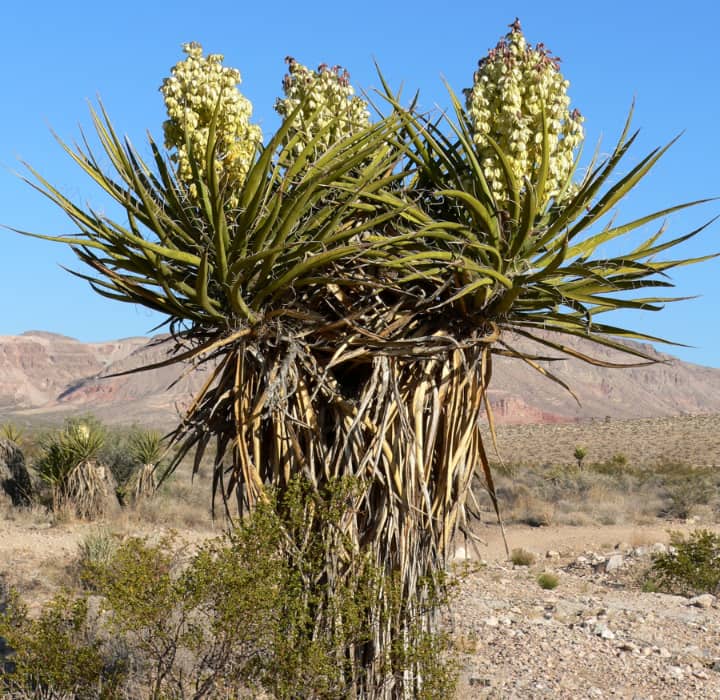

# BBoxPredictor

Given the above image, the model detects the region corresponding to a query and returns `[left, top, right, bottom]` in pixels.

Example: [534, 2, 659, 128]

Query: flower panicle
[465, 18, 584, 210]
[160, 42, 262, 203]
[274, 57, 370, 157]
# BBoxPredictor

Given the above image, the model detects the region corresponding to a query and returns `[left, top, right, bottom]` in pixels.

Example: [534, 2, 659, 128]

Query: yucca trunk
[160, 322, 501, 695]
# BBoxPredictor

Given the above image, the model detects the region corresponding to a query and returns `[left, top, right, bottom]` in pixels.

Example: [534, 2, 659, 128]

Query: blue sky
[2, 1, 719, 366]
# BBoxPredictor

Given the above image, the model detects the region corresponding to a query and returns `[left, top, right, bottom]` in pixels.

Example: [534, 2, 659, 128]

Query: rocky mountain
[0, 330, 719, 427]
[487, 331, 720, 423]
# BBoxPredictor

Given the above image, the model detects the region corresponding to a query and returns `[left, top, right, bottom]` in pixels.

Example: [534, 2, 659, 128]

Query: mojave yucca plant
[12, 24, 716, 697]
[126, 429, 163, 502]
[35, 419, 117, 520]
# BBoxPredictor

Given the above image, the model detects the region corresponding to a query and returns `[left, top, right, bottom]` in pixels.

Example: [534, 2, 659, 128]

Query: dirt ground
[2, 512, 719, 699]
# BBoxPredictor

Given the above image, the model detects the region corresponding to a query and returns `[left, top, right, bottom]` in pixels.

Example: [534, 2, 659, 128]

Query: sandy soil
[2, 515, 719, 699]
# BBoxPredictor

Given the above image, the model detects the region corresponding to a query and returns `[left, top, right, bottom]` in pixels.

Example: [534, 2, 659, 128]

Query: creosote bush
[647, 529, 720, 596]
[0, 589, 123, 699]
[1, 477, 457, 699]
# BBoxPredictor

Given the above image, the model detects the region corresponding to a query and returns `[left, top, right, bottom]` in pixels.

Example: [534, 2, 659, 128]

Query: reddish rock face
[0, 330, 719, 427]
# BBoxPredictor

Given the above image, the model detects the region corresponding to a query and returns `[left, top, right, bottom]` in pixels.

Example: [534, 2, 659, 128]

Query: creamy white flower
[274, 59, 370, 159]
[160, 43, 262, 205]
[464, 20, 584, 210]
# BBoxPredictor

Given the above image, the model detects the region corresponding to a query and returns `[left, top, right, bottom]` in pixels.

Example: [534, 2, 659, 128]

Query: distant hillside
[0, 330, 719, 428]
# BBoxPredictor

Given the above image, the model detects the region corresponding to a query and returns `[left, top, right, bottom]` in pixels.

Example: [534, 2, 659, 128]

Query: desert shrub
[510, 548, 535, 566]
[537, 573, 559, 590]
[647, 529, 720, 596]
[0, 589, 125, 699]
[2, 477, 456, 698]
[487, 457, 719, 528]
[76, 529, 118, 590]
[638, 461, 719, 520]
[96, 425, 138, 489]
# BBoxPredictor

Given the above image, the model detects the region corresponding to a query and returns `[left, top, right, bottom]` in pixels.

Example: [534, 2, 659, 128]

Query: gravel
[448, 544, 720, 699]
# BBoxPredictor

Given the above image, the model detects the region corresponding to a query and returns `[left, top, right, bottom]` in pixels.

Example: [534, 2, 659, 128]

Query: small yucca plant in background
[127, 430, 162, 502]
[34, 419, 117, 520]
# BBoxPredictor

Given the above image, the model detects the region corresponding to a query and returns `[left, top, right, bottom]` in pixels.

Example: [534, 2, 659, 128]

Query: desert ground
[1, 413, 719, 698]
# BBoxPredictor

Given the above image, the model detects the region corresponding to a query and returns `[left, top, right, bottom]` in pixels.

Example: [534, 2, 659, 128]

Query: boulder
[0, 438, 32, 506]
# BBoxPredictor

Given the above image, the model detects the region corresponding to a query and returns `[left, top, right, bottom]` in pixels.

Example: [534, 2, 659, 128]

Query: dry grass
[474, 455, 720, 529]
[485, 413, 720, 468]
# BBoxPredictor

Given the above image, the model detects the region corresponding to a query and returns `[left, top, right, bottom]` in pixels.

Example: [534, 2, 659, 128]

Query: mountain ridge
[0, 330, 718, 427]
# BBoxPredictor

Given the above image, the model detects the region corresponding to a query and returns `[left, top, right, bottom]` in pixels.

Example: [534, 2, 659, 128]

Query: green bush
[0, 589, 124, 699]
[647, 529, 720, 596]
[648, 463, 718, 520]
[537, 572, 560, 590]
[2, 478, 457, 699]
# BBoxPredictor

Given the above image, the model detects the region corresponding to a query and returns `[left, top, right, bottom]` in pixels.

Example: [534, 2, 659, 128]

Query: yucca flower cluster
[274, 58, 370, 157]
[160, 43, 262, 203]
[465, 19, 584, 210]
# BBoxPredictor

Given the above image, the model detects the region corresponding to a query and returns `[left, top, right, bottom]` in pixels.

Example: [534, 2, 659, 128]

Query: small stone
[667, 665, 684, 680]
[693, 669, 709, 680]
[617, 641, 639, 653]
[468, 675, 492, 688]
[650, 542, 668, 554]
[605, 554, 624, 573]
[593, 623, 615, 640]
[452, 546, 469, 561]
[484, 616, 499, 627]
[658, 647, 672, 659]
[576, 556, 589, 565]
[688, 594, 716, 609]
[546, 550, 560, 559]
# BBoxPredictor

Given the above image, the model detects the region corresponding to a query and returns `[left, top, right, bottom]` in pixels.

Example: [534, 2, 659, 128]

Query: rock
[650, 542, 668, 555]
[605, 554, 624, 572]
[546, 550, 560, 559]
[452, 545, 470, 561]
[468, 674, 492, 688]
[667, 665, 684, 680]
[617, 641, 639, 653]
[0, 438, 32, 506]
[593, 623, 615, 640]
[688, 594, 716, 609]
[484, 616, 499, 627]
